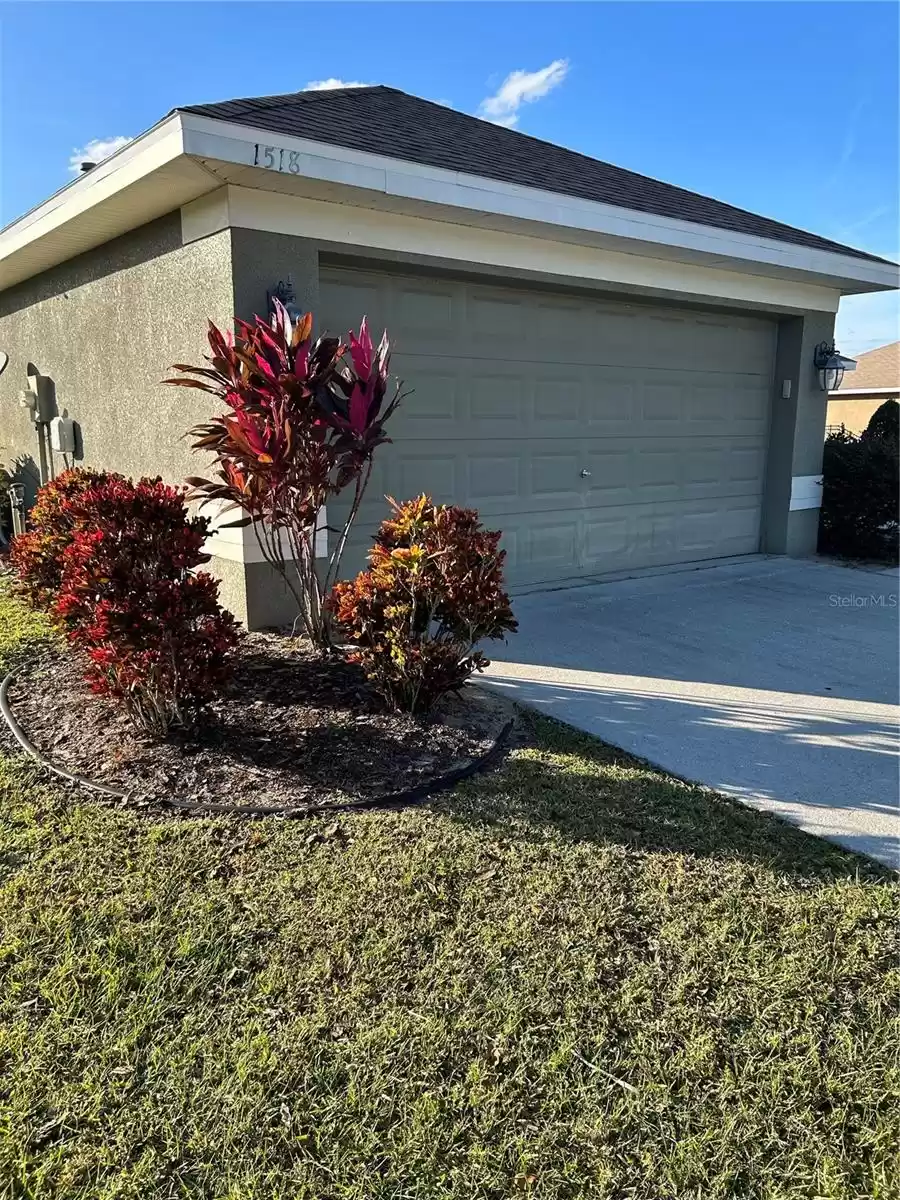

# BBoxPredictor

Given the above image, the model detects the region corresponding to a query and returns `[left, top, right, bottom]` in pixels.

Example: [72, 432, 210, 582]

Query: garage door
[321, 265, 775, 585]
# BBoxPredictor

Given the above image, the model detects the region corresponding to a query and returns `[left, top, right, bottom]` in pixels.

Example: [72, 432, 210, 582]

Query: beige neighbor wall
[0, 212, 259, 622]
[826, 395, 896, 436]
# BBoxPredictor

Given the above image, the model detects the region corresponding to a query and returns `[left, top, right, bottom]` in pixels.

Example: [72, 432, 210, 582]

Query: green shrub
[818, 426, 899, 563]
[330, 495, 517, 713]
[862, 398, 899, 445]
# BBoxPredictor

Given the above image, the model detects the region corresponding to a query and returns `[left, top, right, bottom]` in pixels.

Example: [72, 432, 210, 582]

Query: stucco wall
[0, 213, 256, 618]
[0, 213, 844, 627]
[761, 310, 836, 555]
[826, 395, 895, 436]
[230, 227, 319, 327]
[0, 213, 234, 490]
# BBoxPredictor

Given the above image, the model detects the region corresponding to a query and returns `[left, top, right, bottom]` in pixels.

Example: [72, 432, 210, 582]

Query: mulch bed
[5, 633, 519, 814]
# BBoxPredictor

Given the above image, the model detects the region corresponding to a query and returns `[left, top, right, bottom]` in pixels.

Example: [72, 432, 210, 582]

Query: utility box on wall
[49, 416, 76, 454]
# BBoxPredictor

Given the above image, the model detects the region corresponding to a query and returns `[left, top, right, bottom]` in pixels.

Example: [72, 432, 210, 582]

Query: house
[827, 341, 900, 434]
[0, 86, 897, 627]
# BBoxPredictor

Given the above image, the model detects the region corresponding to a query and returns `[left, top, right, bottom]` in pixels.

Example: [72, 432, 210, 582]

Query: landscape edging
[0, 670, 514, 819]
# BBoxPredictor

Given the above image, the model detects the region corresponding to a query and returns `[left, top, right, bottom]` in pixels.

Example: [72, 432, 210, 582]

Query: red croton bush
[9, 466, 115, 607]
[50, 476, 238, 738]
[11, 470, 238, 736]
[167, 301, 403, 649]
[330, 495, 517, 713]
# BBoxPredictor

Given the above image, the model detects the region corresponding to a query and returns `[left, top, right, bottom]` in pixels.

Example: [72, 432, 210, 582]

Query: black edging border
[0, 670, 514, 819]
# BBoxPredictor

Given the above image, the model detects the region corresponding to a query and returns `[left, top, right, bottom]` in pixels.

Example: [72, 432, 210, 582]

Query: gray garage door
[321, 265, 775, 585]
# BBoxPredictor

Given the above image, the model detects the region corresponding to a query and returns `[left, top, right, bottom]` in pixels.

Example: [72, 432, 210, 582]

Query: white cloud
[68, 135, 131, 175]
[835, 290, 900, 358]
[479, 59, 569, 128]
[304, 79, 371, 92]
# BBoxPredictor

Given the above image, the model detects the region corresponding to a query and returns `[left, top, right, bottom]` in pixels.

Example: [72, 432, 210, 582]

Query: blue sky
[2, 1, 897, 353]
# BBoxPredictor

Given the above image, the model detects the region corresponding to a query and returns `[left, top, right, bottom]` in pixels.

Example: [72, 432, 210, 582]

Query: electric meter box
[49, 416, 76, 454]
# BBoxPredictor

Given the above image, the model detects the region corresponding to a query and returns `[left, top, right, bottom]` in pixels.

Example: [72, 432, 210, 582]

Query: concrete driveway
[483, 558, 899, 868]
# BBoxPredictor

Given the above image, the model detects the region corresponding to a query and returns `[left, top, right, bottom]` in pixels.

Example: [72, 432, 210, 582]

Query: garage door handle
[580, 469, 592, 478]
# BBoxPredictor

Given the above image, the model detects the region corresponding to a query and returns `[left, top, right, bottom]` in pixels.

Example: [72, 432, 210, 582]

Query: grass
[0, 585, 56, 671]
[0, 585, 897, 1199]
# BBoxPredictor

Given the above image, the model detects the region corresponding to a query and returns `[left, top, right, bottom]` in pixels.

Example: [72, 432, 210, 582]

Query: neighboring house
[827, 340, 900, 434]
[0, 86, 897, 627]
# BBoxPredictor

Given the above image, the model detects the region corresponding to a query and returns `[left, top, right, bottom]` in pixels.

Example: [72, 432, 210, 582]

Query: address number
[254, 143, 303, 174]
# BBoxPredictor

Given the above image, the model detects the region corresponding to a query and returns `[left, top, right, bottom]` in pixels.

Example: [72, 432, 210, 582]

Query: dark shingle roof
[180, 86, 891, 266]
[838, 341, 900, 391]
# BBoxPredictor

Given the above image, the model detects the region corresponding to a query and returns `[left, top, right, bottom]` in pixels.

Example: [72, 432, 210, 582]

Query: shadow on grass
[436, 710, 895, 883]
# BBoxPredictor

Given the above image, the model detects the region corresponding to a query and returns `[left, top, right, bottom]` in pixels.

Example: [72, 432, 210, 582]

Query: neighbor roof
[180, 85, 891, 266]
[837, 341, 900, 393]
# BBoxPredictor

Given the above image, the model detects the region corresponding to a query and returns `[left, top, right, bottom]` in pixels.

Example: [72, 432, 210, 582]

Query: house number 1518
[254, 144, 303, 174]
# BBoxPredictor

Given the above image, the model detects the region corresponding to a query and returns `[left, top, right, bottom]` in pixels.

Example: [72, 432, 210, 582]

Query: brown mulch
[5, 633, 519, 814]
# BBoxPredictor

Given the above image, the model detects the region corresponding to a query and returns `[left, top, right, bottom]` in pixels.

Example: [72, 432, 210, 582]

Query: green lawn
[0, 586, 897, 1200]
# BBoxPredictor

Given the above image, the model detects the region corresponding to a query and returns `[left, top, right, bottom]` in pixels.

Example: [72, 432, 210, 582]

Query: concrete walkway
[482, 558, 899, 868]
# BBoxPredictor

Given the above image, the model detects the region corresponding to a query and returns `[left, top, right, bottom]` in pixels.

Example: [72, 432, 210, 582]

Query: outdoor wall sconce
[267, 275, 303, 323]
[813, 341, 857, 392]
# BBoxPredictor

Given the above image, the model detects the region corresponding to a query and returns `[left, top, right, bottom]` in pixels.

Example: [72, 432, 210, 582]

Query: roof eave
[1, 109, 897, 298]
[0, 114, 216, 291]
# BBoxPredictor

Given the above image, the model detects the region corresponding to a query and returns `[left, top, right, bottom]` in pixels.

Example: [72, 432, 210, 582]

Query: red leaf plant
[329, 495, 517, 713]
[166, 301, 404, 649]
[9, 467, 117, 608]
[55, 476, 239, 739]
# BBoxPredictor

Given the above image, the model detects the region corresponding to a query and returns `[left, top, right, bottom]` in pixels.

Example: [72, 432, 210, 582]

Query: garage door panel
[688, 382, 733, 425]
[392, 280, 458, 336]
[396, 453, 459, 504]
[729, 445, 767, 486]
[467, 289, 529, 346]
[533, 297, 593, 347]
[584, 306, 648, 365]
[644, 312, 774, 375]
[534, 378, 582, 425]
[580, 497, 762, 575]
[679, 509, 724, 554]
[469, 374, 526, 422]
[726, 502, 762, 542]
[583, 436, 764, 505]
[322, 265, 774, 586]
[498, 526, 522, 577]
[389, 362, 461, 430]
[732, 385, 771, 434]
[637, 448, 681, 501]
[467, 454, 522, 502]
[320, 271, 386, 334]
[525, 520, 580, 577]
[356, 441, 584, 522]
[585, 448, 634, 503]
[532, 451, 582, 501]
[677, 501, 760, 557]
[641, 382, 686, 426]
[585, 376, 638, 432]
[583, 514, 631, 561]
[684, 446, 722, 489]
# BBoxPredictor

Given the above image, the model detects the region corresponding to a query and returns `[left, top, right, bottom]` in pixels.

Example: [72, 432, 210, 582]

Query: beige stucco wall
[826, 395, 895, 436]
[0, 212, 256, 619]
[0, 212, 233, 486]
